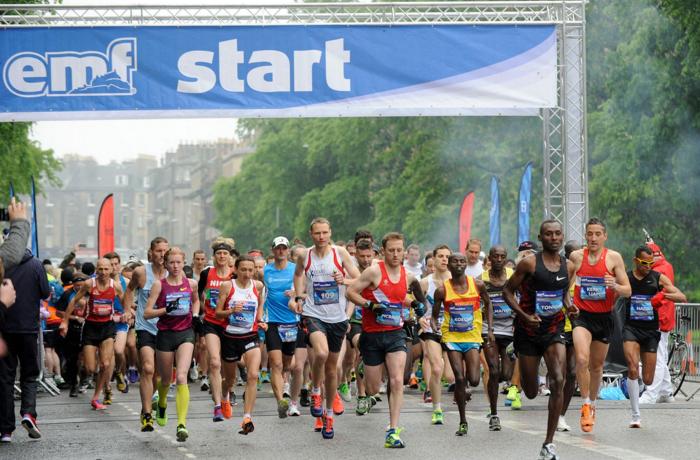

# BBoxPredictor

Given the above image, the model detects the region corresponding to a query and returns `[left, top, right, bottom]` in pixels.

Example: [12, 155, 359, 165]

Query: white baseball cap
[272, 236, 290, 248]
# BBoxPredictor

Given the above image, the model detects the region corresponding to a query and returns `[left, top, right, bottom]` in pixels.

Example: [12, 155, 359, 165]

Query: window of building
[115, 174, 129, 186]
[137, 193, 146, 207]
[87, 214, 95, 227]
[122, 214, 128, 227]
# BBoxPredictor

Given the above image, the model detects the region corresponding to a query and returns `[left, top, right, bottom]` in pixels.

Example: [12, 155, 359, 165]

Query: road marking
[185, 454, 196, 459]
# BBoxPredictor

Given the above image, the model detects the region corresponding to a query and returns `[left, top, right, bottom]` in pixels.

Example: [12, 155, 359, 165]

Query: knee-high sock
[176, 384, 190, 426]
[158, 381, 169, 409]
[628, 378, 640, 418]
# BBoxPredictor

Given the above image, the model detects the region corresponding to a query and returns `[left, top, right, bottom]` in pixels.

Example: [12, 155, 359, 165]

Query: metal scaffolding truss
[0, 1, 587, 242]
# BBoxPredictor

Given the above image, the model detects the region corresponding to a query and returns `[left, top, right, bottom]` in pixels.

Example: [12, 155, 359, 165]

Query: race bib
[535, 290, 563, 317]
[313, 280, 340, 305]
[353, 305, 363, 321]
[489, 293, 511, 319]
[580, 276, 607, 301]
[92, 298, 113, 317]
[277, 323, 299, 343]
[226, 300, 257, 334]
[165, 292, 191, 316]
[630, 295, 654, 321]
[208, 288, 220, 311]
[448, 303, 474, 332]
[375, 302, 406, 327]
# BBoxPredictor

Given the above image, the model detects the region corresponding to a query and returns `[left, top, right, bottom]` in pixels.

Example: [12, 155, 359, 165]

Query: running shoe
[557, 416, 571, 432]
[419, 380, 427, 392]
[408, 376, 419, 389]
[511, 391, 522, 410]
[103, 387, 113, 405]
[239, 417, 254, 435]
[260, 370, 271, 383]
[370, 395, 378, 407]
[0, 433, 11, 443]
[423, 390, 432, 404]
[538, 443, 559, 460]
[455, 422, 468, 436]
[300, 388, 310, 407]
[447, 383, 456, 393]
[321, 413, 334, 440]
[432, 409, 444, 425]
[200, 376, 210, 392]
[91, 399, 107, 411]
[288, 401, 301, 417]
[580, 403, 594, 433]
[116, 373, 127, 393]
[539, 384, 551, 396]
[333, 392, 345, 415]
[357, 361, 365, 378]
[127, 368, 139, 384]
[506, 385, 518, 401]
[629, 416, 641, 429]
[21, 414, 41, 439]
[283, 382, 291, 399]
[489, 415, 501, 431]
[176, 424, 188, 442]
[314, 417, 323, 432]
[356, 396, 370, 416]
[351, 370, 357, 382]
[141, 412, 154, 432]
[277, 399, 290, 419]
[69, 385, 79, 398]
[54, 375, 66, 387]
[156, 404, 168, 427]
[384, 427, 405, 448]
[416, 362, 423, 379]
[213, 406, 224, 422]
[236, 375, 245, 386]
[188, 366, 199, 382]
[152, 392, 159, 412]
[338, 382, 351, 402]
[379, 382, 387, 394]
[222, 399, 233, 419]
[310, 393, 323, 417]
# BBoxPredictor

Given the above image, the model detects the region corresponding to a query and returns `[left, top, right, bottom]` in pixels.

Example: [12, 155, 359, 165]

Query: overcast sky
[30, 0, 286, 164]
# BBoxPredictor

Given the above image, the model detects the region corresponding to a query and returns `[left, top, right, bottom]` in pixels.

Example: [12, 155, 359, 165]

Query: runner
[263, 236, 304, 418]
[503, 220, 578, 460]
[197, 238, 236, 421]
[623, 245, 686, 428]
[480, 245, 514, 431]
[144, 247, 199, 442]
[55, 271, 88, 397]
[104, 252, 130, 396]
[123, 236, 169, 432]
[418, 244, 452, 424]
[215, 255, 266, 435]
[192, 250, 208, 282]
[60, 258, 125, 410]
[292, 217, 360, 440]
[569, 218, 631, 433]
[347, 232, 427, 447]
[558, 240, 581, 432]
[431, 252, 492, 437]
[464, 239, 484, 278]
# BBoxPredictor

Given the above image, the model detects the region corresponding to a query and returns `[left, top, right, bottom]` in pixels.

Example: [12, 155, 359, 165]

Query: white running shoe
[288, 401, 301, 417]
[539, 443, 558, 460]
[629, 416, 641, 428]
[556, 415, 571, 432]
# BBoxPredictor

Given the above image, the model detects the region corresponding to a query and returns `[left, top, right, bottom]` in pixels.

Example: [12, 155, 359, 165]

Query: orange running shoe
[332, 392, 344, 416]
[222, 399, 233, 419]
[408, 376, 419, 389]
[310, 393, 323, 417]
[321, 413, 335, 439]
[314, 417, 323, 432]
[238, 416, 254, 435]
[580, 403, 594, 433]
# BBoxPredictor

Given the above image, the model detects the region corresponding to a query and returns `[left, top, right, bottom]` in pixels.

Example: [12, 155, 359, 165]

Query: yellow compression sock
[158, 381, 169, 409]
[176, 384, 190, 426]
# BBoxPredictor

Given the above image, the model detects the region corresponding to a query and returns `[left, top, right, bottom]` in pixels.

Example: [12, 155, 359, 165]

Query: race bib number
[489, 293, 511, 319]
[226, 301, 257, 334]
[277, 323, 299, 343]
[448, 303, 474, 333]
[208, 288, 220, 311]
[165, 292, 191, 316]
[92, 298, 113, 317]
[376, 302, 406, 327]
[535, 290, 563, 317]
[580, 276, 607, 301]
[313, 281, 340, 305]
[630, 295, 654, 321]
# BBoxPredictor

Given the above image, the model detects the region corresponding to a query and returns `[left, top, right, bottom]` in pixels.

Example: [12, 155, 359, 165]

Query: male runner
[432, 253, 492, 437]
[347, 232, 427, 448]
[569, 218, 630, 433]
[464, 239, 484, 278]
[503, 220, 577, 460]
[623, 246, 685, 427]
[292, 217, 360, 440]
[418, 244, 452, 424]
[105, 252, 130, 396]
[192, 250, 208, 282]
[480, 245, 514, 431]
[60, 258, 124, 410]
[123, 236, 169, 431]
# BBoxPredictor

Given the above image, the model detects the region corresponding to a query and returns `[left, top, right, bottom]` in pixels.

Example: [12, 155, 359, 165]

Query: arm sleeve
[0, 219, 30, 271]
[198, 268, 209, 298]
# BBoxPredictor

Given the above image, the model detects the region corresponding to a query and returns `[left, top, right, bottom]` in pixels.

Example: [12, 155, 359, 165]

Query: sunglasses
[635, 258, 654, 267]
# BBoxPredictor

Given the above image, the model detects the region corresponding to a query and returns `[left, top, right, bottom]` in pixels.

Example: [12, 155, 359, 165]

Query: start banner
[0, 25, 556, 121]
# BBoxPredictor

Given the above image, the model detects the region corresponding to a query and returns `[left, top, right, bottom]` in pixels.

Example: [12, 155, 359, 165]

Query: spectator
[0, 248, 51, 441]
[0, 198, 30, 272]
[0, 258, 17, 357]
[81, 261, 95, 277]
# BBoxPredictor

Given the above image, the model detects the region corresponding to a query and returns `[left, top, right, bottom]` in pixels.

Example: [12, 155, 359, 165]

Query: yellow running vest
[441, 277, 482, 343]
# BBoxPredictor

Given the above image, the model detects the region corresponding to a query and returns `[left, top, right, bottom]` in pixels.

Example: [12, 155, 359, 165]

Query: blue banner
[30, 177, 39, 258]
[0, 25, 556, 121]
[489, 176, 501, 247]
[518, 162, 533, 244]
[8, 182, 14, 199]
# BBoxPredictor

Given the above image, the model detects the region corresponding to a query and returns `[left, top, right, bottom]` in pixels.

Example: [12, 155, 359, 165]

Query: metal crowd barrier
[673, 303, 700, 400]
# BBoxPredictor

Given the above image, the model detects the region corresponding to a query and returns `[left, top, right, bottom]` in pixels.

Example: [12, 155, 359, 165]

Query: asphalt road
[2, 379, 698, 460]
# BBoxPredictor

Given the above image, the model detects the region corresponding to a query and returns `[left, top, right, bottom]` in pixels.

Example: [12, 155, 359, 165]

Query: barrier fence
[673, 303, 700, 400]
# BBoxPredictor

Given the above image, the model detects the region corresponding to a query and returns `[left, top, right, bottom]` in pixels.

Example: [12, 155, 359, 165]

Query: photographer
[0, 198, 30, 272]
